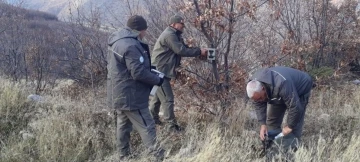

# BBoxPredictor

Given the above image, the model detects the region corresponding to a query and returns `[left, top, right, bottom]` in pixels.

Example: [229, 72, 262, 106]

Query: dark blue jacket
[250, 66, 313, 129]
[107, 28, 160, 110]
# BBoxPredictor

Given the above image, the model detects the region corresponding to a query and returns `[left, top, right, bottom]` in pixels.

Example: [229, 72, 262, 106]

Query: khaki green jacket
[151, 27, 201, 78]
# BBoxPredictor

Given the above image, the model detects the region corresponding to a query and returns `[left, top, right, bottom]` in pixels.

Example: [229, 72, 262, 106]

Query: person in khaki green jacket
[149, 15, 207, 132]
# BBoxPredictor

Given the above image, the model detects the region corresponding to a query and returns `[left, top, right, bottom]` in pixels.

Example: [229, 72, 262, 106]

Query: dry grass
[0, 77, 359, 162]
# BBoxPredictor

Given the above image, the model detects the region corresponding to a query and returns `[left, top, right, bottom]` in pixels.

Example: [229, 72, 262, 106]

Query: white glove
[275, 133, 284, 139]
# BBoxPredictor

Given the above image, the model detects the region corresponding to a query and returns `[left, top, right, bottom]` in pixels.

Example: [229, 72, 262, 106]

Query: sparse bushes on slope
[158, 85, 360, 162]
[0, 79, 114, 162]
[0, 82, 32, 148]
[1, 77, 360, 162]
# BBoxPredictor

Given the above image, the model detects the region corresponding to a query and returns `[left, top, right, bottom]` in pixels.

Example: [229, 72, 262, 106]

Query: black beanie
[127, 15, 148, 31]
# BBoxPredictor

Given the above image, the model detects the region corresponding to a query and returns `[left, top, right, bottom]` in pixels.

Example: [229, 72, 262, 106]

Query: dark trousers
[266, 92, 311, 161]
[116, 108, 157, 157]
[267, 92, 311, 140]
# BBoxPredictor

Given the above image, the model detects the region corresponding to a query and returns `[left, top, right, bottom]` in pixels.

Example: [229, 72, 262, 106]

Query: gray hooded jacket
[107, 27, 161, 111]
[249, 66, 313, 129]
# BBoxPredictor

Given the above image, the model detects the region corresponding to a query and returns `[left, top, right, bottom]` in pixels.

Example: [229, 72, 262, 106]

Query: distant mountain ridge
[7, 0, 70, 19]
[6, 0, 129, 23]
[0, 2, 109, 85]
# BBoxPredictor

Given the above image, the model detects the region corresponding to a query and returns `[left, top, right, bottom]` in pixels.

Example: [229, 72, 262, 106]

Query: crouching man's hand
[259, 125, 268, 141]
[282, 126, 292, 136]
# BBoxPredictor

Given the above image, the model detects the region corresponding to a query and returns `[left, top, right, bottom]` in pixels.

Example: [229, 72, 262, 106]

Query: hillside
[1, 0, 360, 161]
[0, 2, 108, 92]
[14, 0, 68, 16]
[6, 0, 134, 23]
[0, 72, 360, 162]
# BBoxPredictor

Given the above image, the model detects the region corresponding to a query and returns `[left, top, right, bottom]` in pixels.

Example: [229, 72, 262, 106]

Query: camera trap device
[150, 69, 165, 96]
[207, 48, 216, 61]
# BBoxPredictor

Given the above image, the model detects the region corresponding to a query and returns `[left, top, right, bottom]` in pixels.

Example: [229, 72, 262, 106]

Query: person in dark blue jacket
[107, 15, 164, 160]
[246, 66, 313, 153]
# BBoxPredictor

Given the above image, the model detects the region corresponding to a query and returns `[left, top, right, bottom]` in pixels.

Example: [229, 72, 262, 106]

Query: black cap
[127, 15, 148, 31]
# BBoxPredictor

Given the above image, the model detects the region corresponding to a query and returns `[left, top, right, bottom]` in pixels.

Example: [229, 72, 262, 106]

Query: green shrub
[308, 66, 334, 79]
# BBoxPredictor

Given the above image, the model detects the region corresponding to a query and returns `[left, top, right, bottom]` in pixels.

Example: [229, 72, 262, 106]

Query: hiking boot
[119, 153, 137, 161]
[146, 148, 166, 162]
[166, 124, 183, 133]
[119, 154, 129, 161]
[154, 148, 166, 160]
[154, 118, 163, 125]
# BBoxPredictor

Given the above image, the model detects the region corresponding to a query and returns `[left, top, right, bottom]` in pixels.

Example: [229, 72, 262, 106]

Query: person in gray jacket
[149, 15, 207, 132]
[107, 15, 164, 160]
[246, 66, 313, 153]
